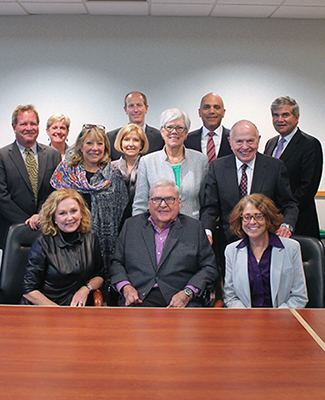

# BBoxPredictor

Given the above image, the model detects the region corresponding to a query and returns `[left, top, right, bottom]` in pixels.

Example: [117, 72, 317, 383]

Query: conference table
[0, 306, 324, 399]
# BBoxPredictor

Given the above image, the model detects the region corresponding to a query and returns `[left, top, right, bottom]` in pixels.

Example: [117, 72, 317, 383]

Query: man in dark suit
[0, 104, 61, 248]
[185, 92, 232, 163]
[200, 120, 299, 275]
[107, 91, 164, 160]
[264, 96, 323, 239]
[110, 178, 218, 307]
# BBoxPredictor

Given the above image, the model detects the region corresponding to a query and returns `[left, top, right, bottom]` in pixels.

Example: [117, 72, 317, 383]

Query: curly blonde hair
[40, 189, 92, 236]
[69, 125, 110, 167]
[229, 193, 283, 238]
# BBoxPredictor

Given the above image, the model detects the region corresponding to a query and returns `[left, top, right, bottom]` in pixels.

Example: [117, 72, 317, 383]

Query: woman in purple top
[224, 193, 308, 308]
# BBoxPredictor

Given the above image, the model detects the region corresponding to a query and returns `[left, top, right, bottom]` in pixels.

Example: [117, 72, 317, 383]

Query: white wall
[0, 15, 325, 225]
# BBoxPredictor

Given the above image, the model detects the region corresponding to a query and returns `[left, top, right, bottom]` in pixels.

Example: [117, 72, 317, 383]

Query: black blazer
[110, 213, 218, 305]
[185, 126, 232, 158]
[0, 142, 61, 248]
[107, 124, 164, 161]
[200, 152, 299, 252]
[264, 129, 323, 238]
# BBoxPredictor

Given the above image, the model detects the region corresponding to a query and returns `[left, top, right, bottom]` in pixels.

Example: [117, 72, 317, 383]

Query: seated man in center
[109, 178, 218, 307]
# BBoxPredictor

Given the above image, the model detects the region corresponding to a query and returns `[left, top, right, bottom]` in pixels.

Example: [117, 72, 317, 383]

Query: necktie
[274, 137, 286, 159]
[25, 148, 38, 205]
[239, 164, 248, 198]
[207, 132, 216, 165]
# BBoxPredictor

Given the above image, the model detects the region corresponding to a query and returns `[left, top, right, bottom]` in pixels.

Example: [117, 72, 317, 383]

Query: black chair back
[292, 235, 324, 308]
[0, 223, 41, 304]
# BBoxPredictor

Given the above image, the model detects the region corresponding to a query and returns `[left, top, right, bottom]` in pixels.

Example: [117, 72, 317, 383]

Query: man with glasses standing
[110, 179, 218, 307]
[107, 91, 164, 160]
[0, 104, 61, 249]
[200, 119, 298, 276]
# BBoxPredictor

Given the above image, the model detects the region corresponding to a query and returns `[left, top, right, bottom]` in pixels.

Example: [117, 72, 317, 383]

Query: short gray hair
[150, 178, 180, 198]
[159, 108, 191, 131]
[271, 96, 300, 118]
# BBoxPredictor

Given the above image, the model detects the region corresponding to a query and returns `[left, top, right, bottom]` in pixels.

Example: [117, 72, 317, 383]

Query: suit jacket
[185, 126, 232, 158]
[110, 213, 218, 305]
[200, 153, 299, 262]
[264, 129, 323, 238]
[107, 124, 164, 161]
[132, 147, 208, 220]
[0, 141, 61, 248]
[224, 237, 308, 308]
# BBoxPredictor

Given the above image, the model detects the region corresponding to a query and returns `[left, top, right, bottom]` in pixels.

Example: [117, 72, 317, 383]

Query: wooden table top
[0, 306, 324, 399]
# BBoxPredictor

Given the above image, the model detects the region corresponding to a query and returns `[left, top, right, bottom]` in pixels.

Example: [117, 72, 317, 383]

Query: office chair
[292, 235, 324, 308]
[0, 223, 103, 306]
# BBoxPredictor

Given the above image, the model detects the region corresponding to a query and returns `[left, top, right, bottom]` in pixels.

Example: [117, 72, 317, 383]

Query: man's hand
[123, 284, 143, 307]
[276, 226, 292, 238]
[167, 290, 191, 308]
[25, 214, 40, 230]
[207, 234, 213, 245]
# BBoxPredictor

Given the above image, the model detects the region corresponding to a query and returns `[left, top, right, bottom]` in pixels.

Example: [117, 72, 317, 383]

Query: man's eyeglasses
[82, 124, 106, 132]
[241, 213, 265, 222]
[163, 125, 187, 134]
[150, 197, 177, 205]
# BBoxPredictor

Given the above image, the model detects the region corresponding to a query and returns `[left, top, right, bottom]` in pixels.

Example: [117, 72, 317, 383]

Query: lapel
[251, 153, 267, 194]
[157, 218, 183, 270]
[270, 245, 285, 307]
[279, 129, 301, 162]
[141, 219, 159, 272]
[37, 143, 47, 190]
[265, 136, 278, 156]
[8, 142, 33, 191]
[224, 155, 241, 201]
[234, 246, 251, 307]
[217, 127, 229, 157]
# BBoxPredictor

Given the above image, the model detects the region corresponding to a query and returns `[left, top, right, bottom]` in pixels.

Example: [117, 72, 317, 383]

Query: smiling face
[160, 117, 188, 150]
[47, 120, 69, 146]
[80, 131, 105, 170]
[241, 202, 268, 242]
[121, 130, 142, 158]
[55, 197, 82, 233]
[272, 105, 299, 137]
[148, 185, 181, 231]
[13, 110, 39, 148]
[199, 93, 225, 131]
[124, 92, 148, 126]
[229, 121, 260, 163]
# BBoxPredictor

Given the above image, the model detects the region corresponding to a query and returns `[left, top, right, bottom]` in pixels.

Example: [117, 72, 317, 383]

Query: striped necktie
[25, 148, 38, 205]
[207, 132, 216, 165]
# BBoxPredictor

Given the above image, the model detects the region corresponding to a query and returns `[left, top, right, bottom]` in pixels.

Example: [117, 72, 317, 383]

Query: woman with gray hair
[133, 108, 208, 219]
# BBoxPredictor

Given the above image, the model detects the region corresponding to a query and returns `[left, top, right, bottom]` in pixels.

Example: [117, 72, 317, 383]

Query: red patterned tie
[207, 132, 216, 165]
[239, 164, 248, 198]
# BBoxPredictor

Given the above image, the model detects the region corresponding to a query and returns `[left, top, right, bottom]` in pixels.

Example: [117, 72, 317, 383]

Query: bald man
[185, 93, 232, 162]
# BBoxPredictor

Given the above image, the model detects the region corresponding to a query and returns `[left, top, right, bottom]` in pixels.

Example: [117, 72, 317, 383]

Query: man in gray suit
[110, 179, 218, 307]
[107, 91, 164, 160]
[185, 92, 232, 163]
[200, 120, 299, 276]
[0, 104, 61, 248]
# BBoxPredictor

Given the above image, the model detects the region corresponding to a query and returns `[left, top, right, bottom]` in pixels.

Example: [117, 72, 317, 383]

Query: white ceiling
[0, 0, 324, 18]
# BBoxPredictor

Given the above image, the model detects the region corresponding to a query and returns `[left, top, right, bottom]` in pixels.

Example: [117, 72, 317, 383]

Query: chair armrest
[93, 289, 103, 307]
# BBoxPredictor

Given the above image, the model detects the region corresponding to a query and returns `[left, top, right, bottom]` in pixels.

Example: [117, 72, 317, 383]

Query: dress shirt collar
[16, 140, 38, 155]
[236, 232, 284, 249]
[235, 155, 256, 172]
[278, 126, 297, 146]
[202, 124, 222, 138]
[148, 215, 177, 233]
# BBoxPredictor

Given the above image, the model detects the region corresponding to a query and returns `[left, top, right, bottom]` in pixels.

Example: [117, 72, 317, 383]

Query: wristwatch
[85, 284, 93, 293]
[184, 287, 194, 299]
[281, 223, 293, 232]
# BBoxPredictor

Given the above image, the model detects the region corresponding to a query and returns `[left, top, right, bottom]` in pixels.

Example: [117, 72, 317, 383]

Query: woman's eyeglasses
[82, 124, 106, 132]
[163, 125, 187, 134]
[241, 213, 265, 222]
